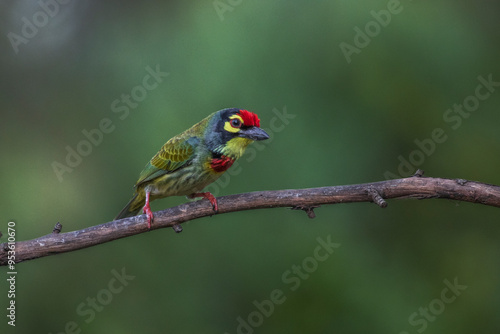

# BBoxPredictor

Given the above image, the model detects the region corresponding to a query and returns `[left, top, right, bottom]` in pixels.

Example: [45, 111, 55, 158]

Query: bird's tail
[115, 193, 145, 220]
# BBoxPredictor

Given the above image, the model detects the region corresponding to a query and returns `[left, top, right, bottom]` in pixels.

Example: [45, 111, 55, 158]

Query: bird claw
[190, 192, 218, 212]
[143, 204, 154, 229]
[143, 190, 153, 229]
[206, 194, 218, 212]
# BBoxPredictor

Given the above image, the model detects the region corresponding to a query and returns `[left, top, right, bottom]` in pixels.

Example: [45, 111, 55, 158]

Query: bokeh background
[1, 1, 500, 333]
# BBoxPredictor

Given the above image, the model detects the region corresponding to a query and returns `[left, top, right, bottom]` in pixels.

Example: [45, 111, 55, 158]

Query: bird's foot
[143, 204, 154, 229]
[143, 191, 153, 229]
[190, 192, 218, 212]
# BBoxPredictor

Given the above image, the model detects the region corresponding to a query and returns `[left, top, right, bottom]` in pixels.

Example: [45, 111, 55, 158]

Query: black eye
[231, 118, 242, 128]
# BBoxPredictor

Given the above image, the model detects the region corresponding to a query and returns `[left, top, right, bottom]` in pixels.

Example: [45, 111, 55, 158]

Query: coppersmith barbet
[115, 108, 269, 228]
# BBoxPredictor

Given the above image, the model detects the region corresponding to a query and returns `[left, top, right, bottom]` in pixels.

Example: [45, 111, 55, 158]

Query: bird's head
[206, 108, 270, 160]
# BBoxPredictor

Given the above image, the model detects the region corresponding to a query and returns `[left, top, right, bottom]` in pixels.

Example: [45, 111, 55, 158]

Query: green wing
[135, 135, 200, 187]
[134, 112, 214, 187]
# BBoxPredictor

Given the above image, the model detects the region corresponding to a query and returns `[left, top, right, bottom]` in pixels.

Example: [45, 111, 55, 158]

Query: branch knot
[52, 222, 63, 234]
[291, 205, 320, 219]
[367, 188, 387, 208]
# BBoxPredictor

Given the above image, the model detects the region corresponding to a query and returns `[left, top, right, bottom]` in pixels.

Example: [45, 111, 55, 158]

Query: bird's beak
[238, 126, 270, 141]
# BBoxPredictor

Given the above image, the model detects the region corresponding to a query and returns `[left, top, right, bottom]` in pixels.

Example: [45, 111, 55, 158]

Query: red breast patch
[210, 155, 235, 173]
[238, 110, 261, 127]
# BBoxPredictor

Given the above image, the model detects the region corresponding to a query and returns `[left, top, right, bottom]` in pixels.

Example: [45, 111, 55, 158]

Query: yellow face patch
[224, 115, 244, 133]
[223, 137, 253, 159]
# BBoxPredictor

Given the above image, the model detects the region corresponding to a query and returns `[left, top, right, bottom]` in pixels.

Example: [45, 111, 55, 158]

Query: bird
[115, 108, 270, 229]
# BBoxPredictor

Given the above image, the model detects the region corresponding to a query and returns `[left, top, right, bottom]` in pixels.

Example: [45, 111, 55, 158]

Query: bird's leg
[142, 190, 154, 229]
[189, 192, 218, 212]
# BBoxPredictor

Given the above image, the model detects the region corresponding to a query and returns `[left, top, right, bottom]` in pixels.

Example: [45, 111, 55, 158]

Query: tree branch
[2, 174, 500, 266]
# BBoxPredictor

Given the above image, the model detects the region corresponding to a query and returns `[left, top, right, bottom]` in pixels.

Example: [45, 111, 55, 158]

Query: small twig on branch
[413, 169, 425, 177]
[2, 174, 500, 266]
[367, 187, 387, 208]
[291, 205, 320, 218]
[52, 222, 63, 234]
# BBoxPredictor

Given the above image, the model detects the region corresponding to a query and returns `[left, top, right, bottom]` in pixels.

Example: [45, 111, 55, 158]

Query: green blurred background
[1, 0, 500, 333]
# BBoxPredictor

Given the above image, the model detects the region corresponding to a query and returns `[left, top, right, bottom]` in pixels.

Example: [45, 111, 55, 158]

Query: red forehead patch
[238, 110, 261, 127]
